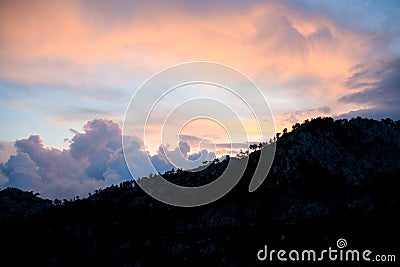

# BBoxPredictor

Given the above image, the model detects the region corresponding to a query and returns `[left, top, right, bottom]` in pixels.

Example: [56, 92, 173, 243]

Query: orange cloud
[0, 0, 386, 137]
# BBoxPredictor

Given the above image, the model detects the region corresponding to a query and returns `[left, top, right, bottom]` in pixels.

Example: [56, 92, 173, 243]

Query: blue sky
[0, 0, 399, 198]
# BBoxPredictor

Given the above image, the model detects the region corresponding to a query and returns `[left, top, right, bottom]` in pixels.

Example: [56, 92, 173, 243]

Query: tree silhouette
[292, 122, 301, 131]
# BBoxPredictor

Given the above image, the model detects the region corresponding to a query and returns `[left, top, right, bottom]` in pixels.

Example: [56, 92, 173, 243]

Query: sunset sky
[0, 0, 399, 198]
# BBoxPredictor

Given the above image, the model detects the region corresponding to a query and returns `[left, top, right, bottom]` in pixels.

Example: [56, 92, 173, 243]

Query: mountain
[1, 117, 399, 266]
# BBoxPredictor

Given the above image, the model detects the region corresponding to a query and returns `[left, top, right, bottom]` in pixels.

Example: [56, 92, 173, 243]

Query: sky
[0, 0, 399, 199]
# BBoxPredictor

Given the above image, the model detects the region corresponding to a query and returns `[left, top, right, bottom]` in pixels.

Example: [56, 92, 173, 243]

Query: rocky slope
[0, 117, 399, 266]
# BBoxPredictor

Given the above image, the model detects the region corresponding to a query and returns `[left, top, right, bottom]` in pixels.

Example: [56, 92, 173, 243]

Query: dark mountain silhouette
[1, 117, 399, 266]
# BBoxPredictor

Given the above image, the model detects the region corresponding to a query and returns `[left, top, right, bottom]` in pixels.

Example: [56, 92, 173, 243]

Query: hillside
[1, 117, 399, 266]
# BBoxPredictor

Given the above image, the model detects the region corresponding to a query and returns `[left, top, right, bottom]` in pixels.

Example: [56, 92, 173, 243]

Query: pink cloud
[0, 0, 395, 144]
[0, 119, 127, 199]
[0, 118, 221, 198]
[0, 1, 381, 88]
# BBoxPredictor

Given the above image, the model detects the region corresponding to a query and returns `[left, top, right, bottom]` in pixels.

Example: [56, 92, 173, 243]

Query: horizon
[1, 115, 397, 200]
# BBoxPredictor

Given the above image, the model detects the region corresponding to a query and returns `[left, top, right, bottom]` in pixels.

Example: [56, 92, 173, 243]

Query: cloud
[0, 119, 220, 198]
[0, 0, 397, 143]
[178, 135, 248, 157]
[1, 153, 42, 190]
[70, 119, 121, 159]
[0, 0, 386, 93]
[275, 105, 332, 130]
[177, 135, 202, 144]
[0, 141, 15, 163]
[135, 141, 217, 176]
[0, 119, 131, 199]
[339, 58, 400, 119]
[69, 119, 123, 180]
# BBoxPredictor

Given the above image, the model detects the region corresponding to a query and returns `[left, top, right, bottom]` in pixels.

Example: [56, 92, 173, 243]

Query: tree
[381, 118, 395, 127]
[395, 120, 400, 131]
[249, 144, 257, 150]
[292, 123, 301, 131]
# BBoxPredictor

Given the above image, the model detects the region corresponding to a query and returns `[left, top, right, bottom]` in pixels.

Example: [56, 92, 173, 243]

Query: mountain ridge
[1, 116, 399, 266]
